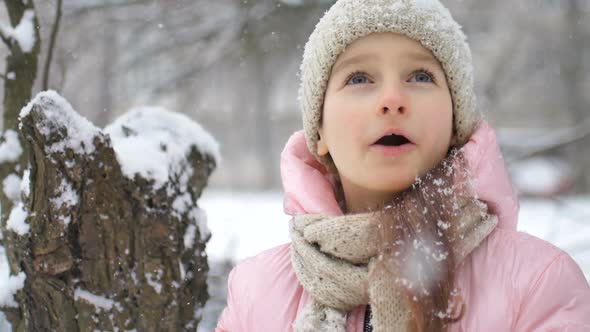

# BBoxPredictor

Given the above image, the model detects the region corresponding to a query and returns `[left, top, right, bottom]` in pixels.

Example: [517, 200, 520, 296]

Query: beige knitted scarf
[291, 155, 498, 331]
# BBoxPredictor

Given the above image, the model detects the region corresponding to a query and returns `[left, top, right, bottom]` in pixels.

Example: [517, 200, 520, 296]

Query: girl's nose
[381, 105, 406, 115]
[378, 85, 407, 116]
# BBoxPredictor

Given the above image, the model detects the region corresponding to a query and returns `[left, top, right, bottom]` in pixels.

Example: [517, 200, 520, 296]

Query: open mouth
[373, 133, 412, 147]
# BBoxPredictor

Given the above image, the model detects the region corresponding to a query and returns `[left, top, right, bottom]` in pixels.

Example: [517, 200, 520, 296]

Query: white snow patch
[0, 130, 23, 163]
[0, 246, 26, 307]
[6, 202, 29, 235]
[3, 173, 22, 202]
[145, 271, 163, 294]
[104, 107, 221, 190]
[188, 207, 210, 241]
[60, 215, 71, 226]
[0, 272, 25, 307]
[6, 72, 15, 80]
[20, 168, 31, 198]
[0, 10, 36, 53]
[179, 260, 186, 280]
[74, 288, 114, 310]
[19, 90, 101, 155]
[173, 193, 192, 216]
[184, 224, 197, 249]
[50, 178, 79, 208]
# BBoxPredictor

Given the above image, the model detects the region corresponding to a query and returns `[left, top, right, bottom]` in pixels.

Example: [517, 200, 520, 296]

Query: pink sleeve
[513, 253, 590, 331]
[215, 266, 247, 332]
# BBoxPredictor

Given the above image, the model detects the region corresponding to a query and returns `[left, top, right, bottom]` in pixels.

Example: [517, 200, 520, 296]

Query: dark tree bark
[1, 93, 215, 331]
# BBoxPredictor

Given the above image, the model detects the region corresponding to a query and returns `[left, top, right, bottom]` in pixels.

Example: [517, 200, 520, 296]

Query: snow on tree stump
[0, 91, 219, 331]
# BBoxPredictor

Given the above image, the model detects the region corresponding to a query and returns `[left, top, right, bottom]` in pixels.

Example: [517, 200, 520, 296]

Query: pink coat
[216, 122, 590, 331]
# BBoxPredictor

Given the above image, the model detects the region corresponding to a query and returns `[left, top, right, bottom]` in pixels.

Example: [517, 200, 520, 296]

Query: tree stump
[0, 91, 219, 331]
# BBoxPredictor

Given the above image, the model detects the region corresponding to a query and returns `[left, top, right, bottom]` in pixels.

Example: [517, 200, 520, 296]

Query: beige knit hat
[299, 0, 481, 167]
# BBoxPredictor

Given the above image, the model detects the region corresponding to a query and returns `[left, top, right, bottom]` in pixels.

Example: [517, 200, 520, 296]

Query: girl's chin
[370, 173, 417, 189]
[364, 179, 417, 196]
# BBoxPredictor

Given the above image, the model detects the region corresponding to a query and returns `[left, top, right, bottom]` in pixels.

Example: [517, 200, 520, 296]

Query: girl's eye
[409, 70, 436, 83]
[345, 73, 371, 85]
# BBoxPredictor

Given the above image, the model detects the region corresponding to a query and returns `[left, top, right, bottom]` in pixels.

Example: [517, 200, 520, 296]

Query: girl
[216, 0, 590, 331]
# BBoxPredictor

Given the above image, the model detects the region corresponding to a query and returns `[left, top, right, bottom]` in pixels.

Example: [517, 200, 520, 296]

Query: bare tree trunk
[2, 1, 41, 133]
[0, 0, 41, 214]
[1, 93, 214, 331]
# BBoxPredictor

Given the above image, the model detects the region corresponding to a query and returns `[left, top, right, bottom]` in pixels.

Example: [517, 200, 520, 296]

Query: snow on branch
[0, 130, 23, 164]
[0, 247, 26, 308]
[19, 90, 103, 156]
[73, 288, 115, 311]
[6, 202, 29, 236]
[104, 107, 221, 190]
[0, 9, 36, 53]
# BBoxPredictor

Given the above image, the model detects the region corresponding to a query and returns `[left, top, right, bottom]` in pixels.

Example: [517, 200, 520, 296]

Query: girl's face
[317, 32, 455, 212]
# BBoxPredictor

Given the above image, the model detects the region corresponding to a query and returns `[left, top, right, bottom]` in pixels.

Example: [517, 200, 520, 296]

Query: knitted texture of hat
[299, 0, 481, 167]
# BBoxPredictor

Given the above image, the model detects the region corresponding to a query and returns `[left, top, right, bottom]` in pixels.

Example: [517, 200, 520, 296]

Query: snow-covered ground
[196, 191, 589, 331]
[201, 191, 590, 278]
[1, 191, 588, 331]
[200, 191, 290, 262]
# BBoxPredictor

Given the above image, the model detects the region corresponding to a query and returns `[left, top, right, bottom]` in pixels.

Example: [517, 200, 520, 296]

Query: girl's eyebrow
[331, 53, 378, 76]
[331, 50, 441, 76]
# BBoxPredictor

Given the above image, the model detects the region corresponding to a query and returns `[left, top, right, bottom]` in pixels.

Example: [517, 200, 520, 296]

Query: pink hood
[216, 121, 590, 332]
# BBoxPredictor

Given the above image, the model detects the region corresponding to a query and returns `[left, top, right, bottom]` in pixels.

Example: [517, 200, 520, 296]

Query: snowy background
[195, 191, 590, 331]
[199, 191, 590, 277]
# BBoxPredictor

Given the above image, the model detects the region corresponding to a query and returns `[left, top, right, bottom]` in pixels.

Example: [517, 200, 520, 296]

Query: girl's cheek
[345, 111, 369, 142]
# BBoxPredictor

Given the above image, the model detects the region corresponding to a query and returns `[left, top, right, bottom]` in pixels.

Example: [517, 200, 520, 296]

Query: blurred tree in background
[1, 0, 587, 193]
[0, 1, 215, 330]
